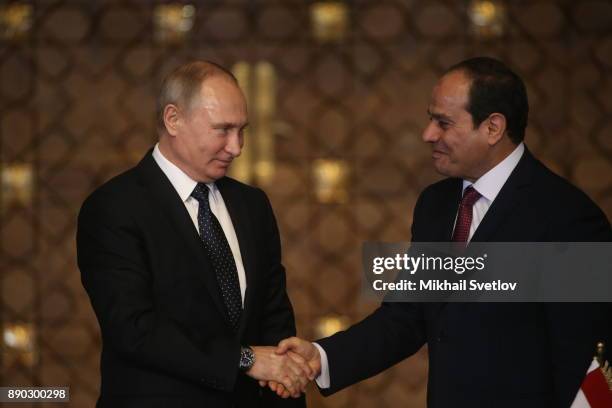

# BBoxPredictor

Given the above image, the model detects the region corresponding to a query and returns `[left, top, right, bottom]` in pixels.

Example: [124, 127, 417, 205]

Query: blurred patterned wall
[1, 0, 611, 407]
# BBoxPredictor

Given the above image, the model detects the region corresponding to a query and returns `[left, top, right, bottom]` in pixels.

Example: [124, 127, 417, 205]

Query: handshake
[245, 337, 321, 399]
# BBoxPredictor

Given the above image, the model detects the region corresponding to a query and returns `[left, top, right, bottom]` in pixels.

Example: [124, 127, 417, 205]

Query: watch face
[240, 347, 255, 370]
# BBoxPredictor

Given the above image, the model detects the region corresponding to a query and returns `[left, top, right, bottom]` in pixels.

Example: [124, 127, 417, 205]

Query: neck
[158, 137, 179, 168]
[467, 140, 518, 182]
[158, 136, 210, 183]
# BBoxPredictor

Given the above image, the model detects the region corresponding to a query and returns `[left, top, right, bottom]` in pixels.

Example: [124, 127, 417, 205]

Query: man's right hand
[246, 346, 313, 398]
[276, 337, 322, 381]
[257, 338, 323, 399]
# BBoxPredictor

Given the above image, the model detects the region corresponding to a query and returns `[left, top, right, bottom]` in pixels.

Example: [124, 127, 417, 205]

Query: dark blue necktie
[191, 183, 242, 331]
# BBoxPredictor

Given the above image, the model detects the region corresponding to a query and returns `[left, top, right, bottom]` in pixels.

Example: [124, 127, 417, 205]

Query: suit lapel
[216, 178, 257, 337]
[135, 151, 228, 322]
[420, 180, 462, 321]
[470, 148, 535, 242]
[414, 178, 462, 242]
[431, 150, 534, 324]
[437, 181, 463, 241]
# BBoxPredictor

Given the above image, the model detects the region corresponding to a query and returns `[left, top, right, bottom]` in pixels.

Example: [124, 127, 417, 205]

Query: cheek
[193, 134, 216, 153]
[461, 136, 488, 164]
[441, 134, 461, 156]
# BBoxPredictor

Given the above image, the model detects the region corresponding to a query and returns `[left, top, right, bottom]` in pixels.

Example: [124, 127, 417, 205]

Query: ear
[163, 104, 181, 137]
[485, 113, 507, 146]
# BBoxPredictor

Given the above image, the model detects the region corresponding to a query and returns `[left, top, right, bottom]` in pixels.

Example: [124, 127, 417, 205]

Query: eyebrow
[427, 109, 453, 123]
[212, 122, 249, 129]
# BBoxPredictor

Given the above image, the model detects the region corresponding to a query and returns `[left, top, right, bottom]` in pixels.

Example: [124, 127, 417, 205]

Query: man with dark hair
[275, 57, 611, 407]
[447, 57, 529, 144]
[77, 61, 310, 407]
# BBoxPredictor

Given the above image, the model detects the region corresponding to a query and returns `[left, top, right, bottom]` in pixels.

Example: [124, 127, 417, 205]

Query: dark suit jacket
[77, 151, 305, 408]
[317, 147, 611, 407]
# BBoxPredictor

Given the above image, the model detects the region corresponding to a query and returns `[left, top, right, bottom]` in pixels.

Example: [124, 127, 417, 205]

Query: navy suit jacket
[77, 151, 305, 408]
[317, 147, 611, 407]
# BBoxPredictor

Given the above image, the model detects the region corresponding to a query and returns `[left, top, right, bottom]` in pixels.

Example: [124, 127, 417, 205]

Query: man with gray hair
[77, 61, 310, 407]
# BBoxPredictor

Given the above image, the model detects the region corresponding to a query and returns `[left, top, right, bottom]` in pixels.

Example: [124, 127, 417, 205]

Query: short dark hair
[447, 57, 528, 144]
[157, 60, 238, 132]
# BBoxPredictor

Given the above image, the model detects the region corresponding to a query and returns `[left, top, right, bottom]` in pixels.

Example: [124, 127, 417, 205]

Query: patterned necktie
[191, 183, 242, 331]
[452, 185, 482, 244]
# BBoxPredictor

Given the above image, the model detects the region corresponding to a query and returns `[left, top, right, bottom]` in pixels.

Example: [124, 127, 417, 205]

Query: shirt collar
[462, 142, 525, 201]
[152, 143, 216, 202]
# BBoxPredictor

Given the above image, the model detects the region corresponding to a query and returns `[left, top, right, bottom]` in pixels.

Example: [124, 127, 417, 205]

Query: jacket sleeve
[77, 191, 241, 392]
[316, 301, 426, 396]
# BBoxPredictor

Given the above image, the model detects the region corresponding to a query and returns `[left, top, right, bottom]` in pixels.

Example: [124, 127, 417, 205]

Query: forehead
[195, 76, 247, 114]
[429, 70, 471, 115]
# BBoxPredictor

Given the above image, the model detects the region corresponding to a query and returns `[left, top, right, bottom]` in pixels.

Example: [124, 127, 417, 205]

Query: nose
[225, 132, 242, 157]
[422, 121, 440, 143]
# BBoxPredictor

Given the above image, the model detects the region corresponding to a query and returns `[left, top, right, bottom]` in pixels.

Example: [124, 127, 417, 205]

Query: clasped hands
[245, 337, 321, 398]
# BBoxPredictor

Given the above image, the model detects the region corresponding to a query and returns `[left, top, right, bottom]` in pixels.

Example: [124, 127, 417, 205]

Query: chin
[210, 169, 228, 181]
[434, 164, 459, 178]
[433, 161, 449, 176]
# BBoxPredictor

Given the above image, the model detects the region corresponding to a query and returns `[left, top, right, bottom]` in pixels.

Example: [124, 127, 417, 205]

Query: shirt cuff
[313, 342, 330, 389]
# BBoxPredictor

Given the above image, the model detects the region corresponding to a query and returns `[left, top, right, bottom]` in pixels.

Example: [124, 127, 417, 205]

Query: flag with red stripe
[570, 358, 612, 408]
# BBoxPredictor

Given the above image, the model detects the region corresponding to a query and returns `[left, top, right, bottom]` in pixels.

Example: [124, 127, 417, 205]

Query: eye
[429, 116, 448, 130]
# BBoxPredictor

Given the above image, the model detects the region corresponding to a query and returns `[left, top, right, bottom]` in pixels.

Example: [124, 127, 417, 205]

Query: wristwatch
[239, 346, 255, 372]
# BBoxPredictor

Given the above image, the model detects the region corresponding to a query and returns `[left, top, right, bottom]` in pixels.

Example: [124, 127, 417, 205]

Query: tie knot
[461, 186, 481, 208]
[191, 183, 210, 204]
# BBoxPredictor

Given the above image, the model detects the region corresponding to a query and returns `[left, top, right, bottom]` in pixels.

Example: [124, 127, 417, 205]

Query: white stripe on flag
[570, 359, 601, 408]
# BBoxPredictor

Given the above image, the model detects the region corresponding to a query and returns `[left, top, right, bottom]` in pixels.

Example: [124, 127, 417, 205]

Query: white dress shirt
[457, 142, 525, 241]
[314, 142, 525, 388]
[152, 144, 247, 305]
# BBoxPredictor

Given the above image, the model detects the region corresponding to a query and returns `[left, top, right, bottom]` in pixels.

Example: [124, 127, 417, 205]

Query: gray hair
[157, 60, 237, 132]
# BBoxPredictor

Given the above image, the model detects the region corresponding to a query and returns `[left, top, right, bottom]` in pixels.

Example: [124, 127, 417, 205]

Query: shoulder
[531, 158, 604, 215]
[417, 177, 460, 205]
[217, 176, 269, 203]
[79, 166, 141, 218]
[529, 157, 611, 240]
[411, 177, 460, 230]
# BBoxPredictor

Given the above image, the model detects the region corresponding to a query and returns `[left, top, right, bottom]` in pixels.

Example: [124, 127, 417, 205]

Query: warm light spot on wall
[3, 322, 37, 366]
[0, 2, 32, 41]
[313, 159, 349, 204]
[1, 163, 33, 208]
[311, 2, 349, 43]
[154, 3, 195, 44]
[468, 0, 506, 38]
[315, 315, 350, 338]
